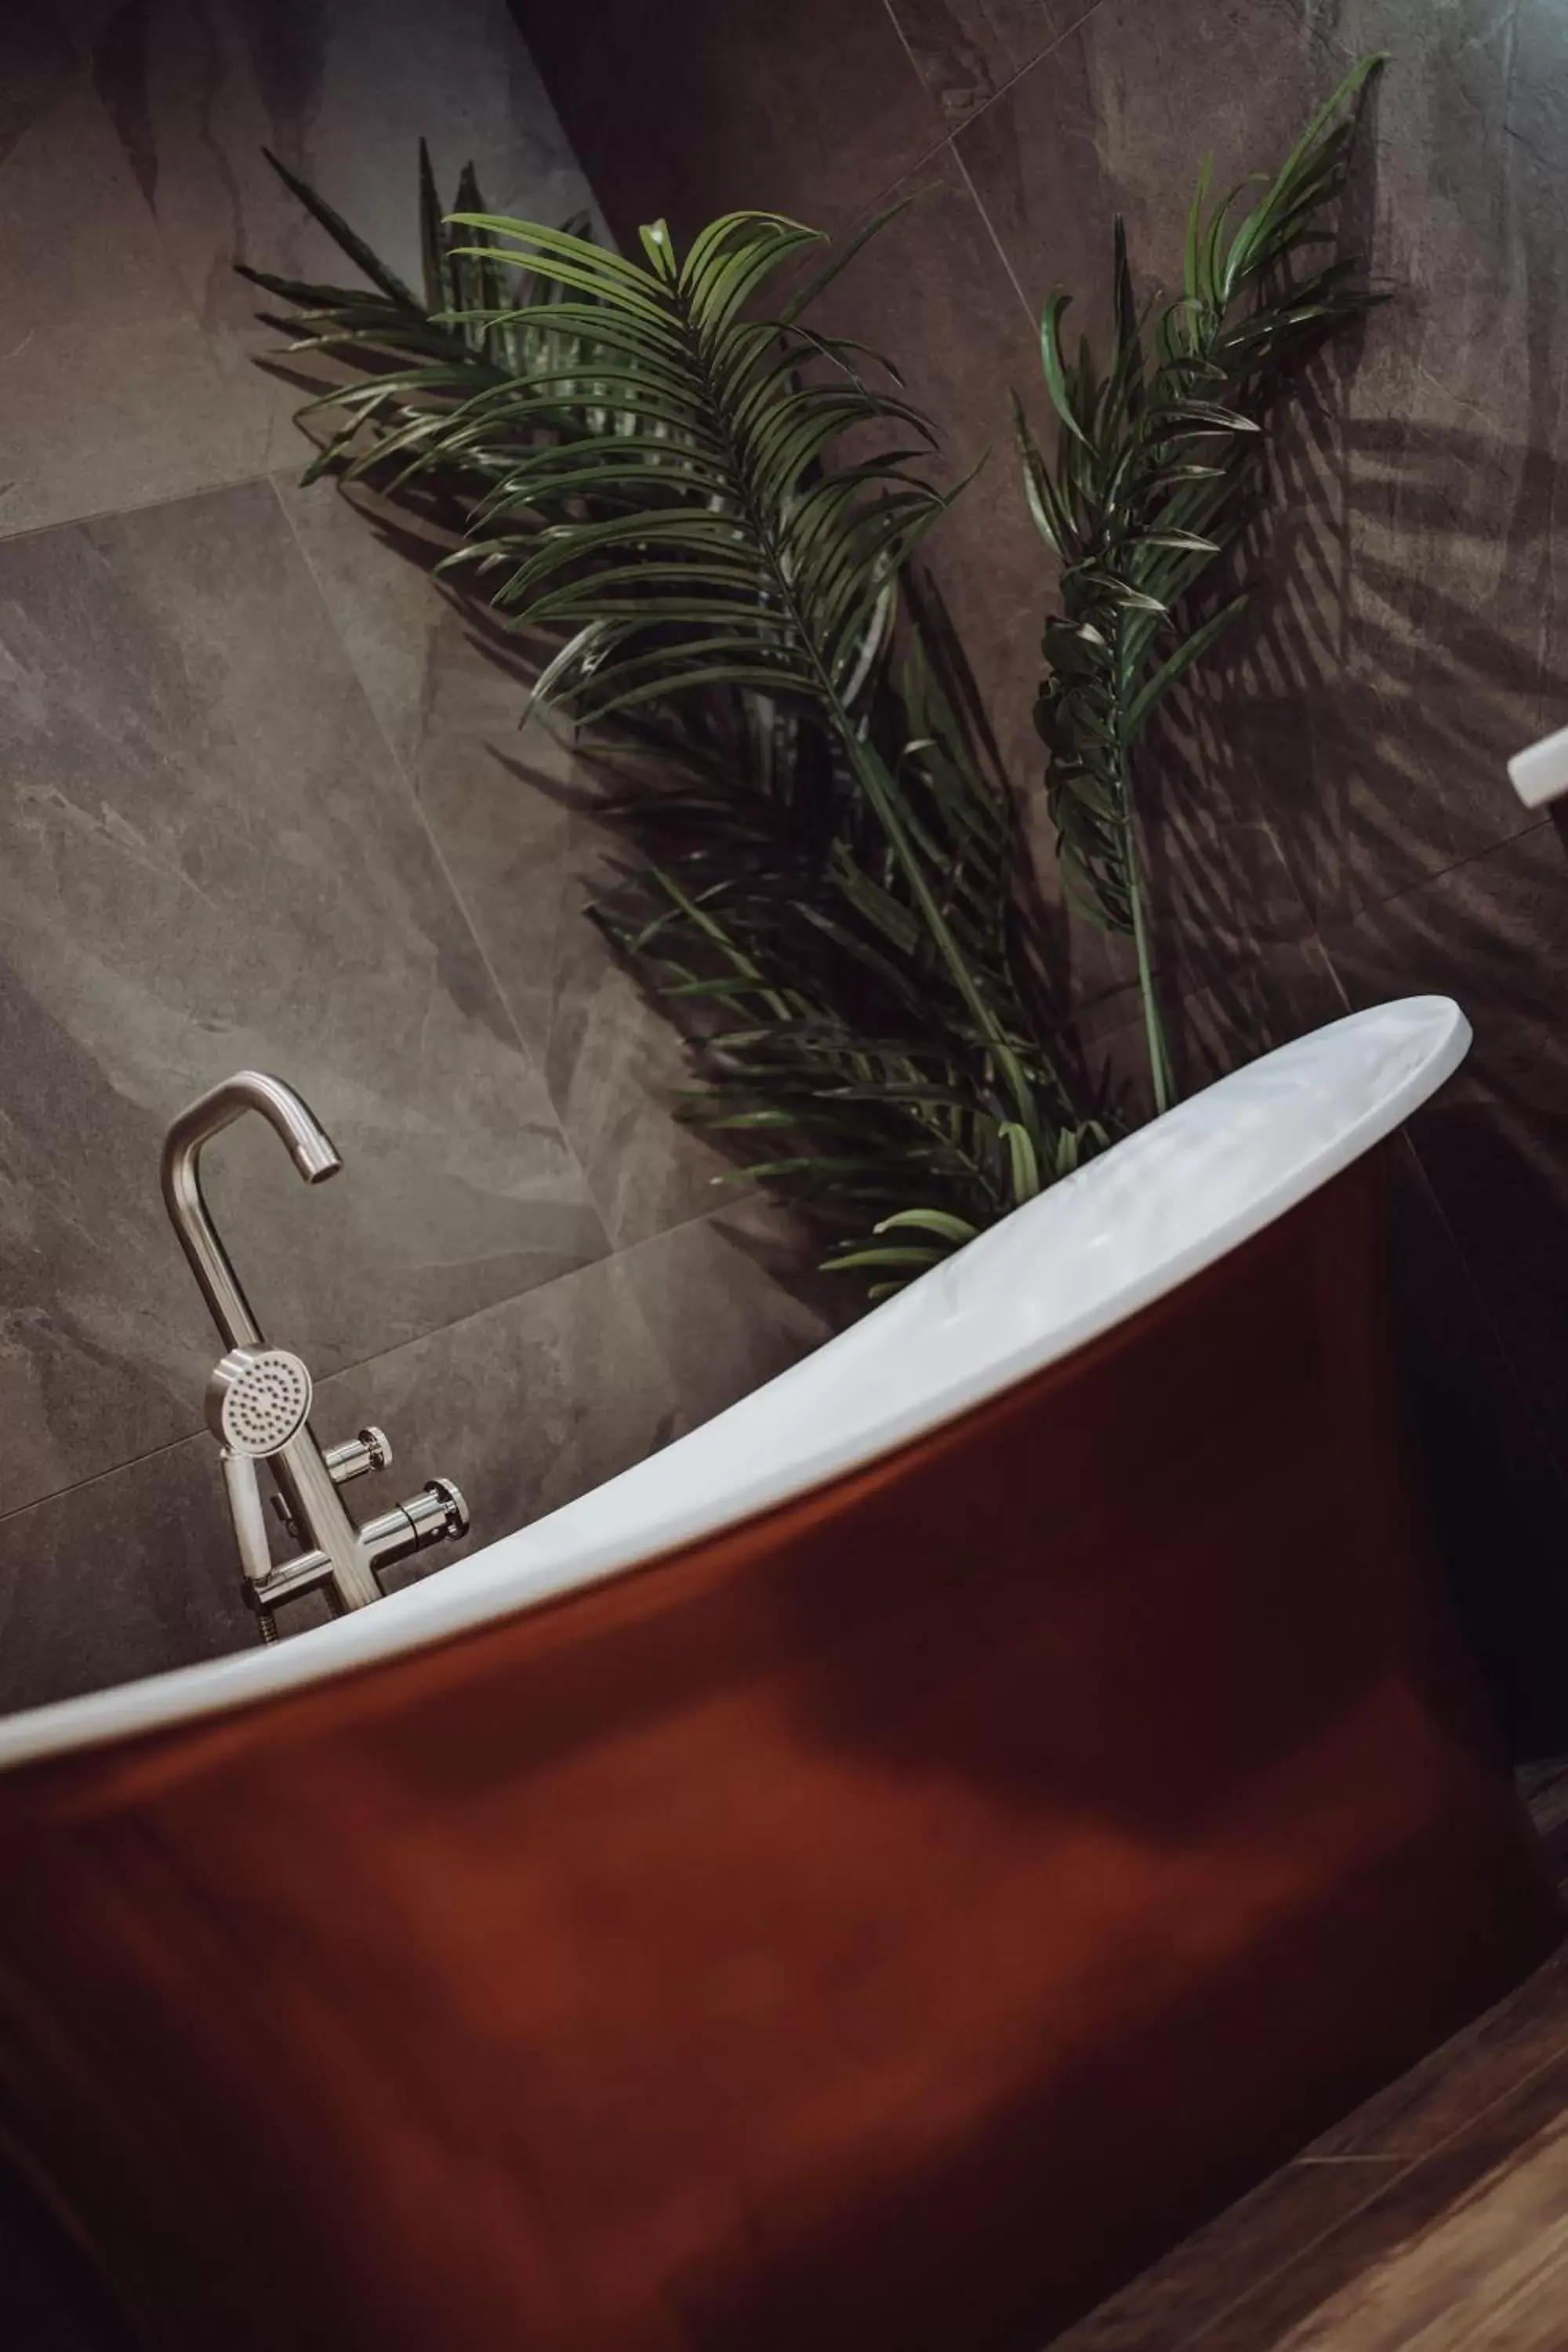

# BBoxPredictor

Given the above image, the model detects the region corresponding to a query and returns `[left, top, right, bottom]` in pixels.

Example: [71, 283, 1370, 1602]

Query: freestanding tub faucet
[162, 1071, 469, 1641]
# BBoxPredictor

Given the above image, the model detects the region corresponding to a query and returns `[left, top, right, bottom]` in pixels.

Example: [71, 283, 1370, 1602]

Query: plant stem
[1120, 765, 1172, 1116]
[1114, 620, 1172, 1117]
[688, 295, 1042, 1137]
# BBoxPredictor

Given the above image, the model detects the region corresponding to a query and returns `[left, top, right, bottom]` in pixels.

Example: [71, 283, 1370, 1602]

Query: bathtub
[0, 996, 1555, 2350]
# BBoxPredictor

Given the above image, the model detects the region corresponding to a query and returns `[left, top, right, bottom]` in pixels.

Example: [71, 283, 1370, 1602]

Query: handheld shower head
[206, 1346, 314, 1457]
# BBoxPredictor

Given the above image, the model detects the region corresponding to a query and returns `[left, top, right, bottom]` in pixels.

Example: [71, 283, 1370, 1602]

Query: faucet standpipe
[162, 1076, 470, 1640]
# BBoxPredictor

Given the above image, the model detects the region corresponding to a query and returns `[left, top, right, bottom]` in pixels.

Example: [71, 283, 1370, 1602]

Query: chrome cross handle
[325, 1428, 393, 1483]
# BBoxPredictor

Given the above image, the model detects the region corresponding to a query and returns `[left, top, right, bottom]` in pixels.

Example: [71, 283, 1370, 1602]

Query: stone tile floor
[1048, 1762, 1568, 2350]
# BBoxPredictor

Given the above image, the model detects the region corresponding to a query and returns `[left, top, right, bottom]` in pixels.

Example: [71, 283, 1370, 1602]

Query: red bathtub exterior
[0, 1158, 1555, 2349]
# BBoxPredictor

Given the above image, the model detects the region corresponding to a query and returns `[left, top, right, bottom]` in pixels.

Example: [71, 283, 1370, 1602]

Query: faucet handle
[359, 1476, 470, 1579]
[324, 1426, 393, 1483]
[408, 1477, 469, 1543]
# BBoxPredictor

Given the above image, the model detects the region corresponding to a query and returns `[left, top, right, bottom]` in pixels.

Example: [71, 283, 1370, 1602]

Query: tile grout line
[869, 5, 1566, 1007]
[946, 0, 1138, 333]
[0, 12, 629, 1539]
[855, 0, 1145, 355]
[10, 512, 1548, 1527]
[877, 0, 934, 101]
[0, 454, 668, 1534]
[0, 1189, 762, 1537]
[0, 1427, 212, 1534]
[877, 0, 1118, 174]
[949, 135, 1038, 331]
[860, 1, 971, 213]
[968, 0, 1119, 128]
[262, 470, 615, 1265]
[866, 0, 1122, 239]
[0, 467, 294, 550]
[260, 456, 741, 1262]
[1319, 808, 1553, 946]
[0, 469, 803, 1537]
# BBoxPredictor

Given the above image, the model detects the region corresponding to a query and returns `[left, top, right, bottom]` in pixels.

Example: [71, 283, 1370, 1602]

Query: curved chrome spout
[160, 1072, 341, 1351]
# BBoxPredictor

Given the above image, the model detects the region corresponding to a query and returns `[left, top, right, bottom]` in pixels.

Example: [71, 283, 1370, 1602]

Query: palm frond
[245, 162, 1112, 1290]
[1018, 53, 1384, 1109]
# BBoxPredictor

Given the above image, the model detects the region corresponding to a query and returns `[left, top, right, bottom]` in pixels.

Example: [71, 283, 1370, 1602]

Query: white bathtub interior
[0, 994, 1469, 1770]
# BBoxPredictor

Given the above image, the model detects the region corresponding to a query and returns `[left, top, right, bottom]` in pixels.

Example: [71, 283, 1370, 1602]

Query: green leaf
[873, 1207, 978, 1244]
[417, 138, 452, 315]
[818, 1244, 947, 1272]
[997, 1121, 1041, 1203]
[1039, 292, 1092, 446]
[1123, 590, 1247, 741]
[776, 194, 912, 325]
[260, 147, 422, 307]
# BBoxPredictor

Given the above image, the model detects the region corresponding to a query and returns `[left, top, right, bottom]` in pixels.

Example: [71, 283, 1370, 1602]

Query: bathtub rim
[0, 993, 1469, 1775]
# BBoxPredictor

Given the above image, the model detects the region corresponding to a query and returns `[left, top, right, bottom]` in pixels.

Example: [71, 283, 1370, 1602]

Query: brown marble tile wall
[0, 0, 837, 1720]
[514, 0, 1568, 1754]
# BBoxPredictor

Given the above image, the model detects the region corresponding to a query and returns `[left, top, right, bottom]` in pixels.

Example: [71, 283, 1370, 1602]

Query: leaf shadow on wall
[1128, 59, 1568, 1093]
[1123, 275, 1568, 1750]
[274, 455, 852, 1327]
